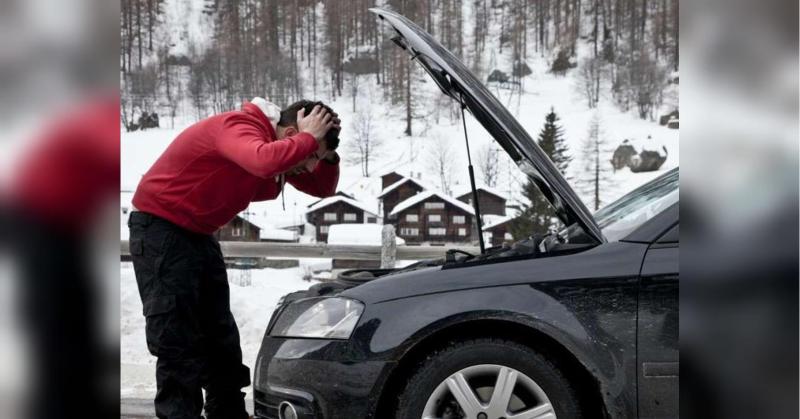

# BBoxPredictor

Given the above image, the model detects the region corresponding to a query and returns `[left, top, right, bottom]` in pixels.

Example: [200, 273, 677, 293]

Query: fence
[121, 226, 480, 269]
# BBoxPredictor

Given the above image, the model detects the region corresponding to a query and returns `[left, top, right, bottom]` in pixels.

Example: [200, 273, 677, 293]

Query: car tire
[395, 338, 583, 419]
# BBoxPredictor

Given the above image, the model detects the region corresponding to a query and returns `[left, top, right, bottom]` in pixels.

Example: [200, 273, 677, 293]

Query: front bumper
[253, 336, 394, 419]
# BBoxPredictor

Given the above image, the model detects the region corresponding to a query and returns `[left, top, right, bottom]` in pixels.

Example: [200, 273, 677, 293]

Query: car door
[637, 223, 679, 417]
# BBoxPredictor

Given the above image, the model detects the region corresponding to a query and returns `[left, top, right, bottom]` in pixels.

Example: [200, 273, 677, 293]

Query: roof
[306, 195, 378, 216]
[389, 190, 475, 216]
[377, 176, 428, 198]
[308, 191, 354, 207]
[326, 224, 406, 246]
[379, 170, 402, 178]
[481, 214, 512, 230]
[453, 184, 509, 201]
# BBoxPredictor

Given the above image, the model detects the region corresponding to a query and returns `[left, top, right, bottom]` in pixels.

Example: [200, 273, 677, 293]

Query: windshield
[592, 168, 679, 241]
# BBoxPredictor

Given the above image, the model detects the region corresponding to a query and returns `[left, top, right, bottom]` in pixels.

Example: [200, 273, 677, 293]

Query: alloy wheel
[421, 364, 555, 419]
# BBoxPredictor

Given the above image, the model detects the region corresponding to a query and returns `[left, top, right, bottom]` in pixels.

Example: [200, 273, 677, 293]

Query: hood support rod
[458, 92, 486, 254]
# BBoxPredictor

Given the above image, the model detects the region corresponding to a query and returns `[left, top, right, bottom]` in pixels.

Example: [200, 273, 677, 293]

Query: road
[121, 398, 255, 418]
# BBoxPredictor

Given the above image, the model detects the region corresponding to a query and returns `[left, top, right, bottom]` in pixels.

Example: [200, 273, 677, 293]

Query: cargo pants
[128, 211, 250, 419]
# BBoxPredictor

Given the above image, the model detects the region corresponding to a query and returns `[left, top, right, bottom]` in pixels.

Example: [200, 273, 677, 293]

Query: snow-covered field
[120, 261, 326, 399]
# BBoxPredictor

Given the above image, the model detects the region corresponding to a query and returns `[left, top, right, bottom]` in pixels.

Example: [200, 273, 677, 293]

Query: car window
[593, 169, 679, 242]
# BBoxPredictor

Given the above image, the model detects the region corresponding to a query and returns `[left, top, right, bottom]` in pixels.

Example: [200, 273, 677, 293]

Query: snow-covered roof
[259, 226, 297, 241]
[327, 224, 406, 246]
[377, 176, 428, 198]
[453, 184, 509, 201]
[389, 190, 475, 216]
[482, 214, 512, 230]
[306, 195, 378, 216]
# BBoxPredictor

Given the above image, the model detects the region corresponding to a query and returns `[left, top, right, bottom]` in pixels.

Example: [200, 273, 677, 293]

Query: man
[128, 98, 341, 419]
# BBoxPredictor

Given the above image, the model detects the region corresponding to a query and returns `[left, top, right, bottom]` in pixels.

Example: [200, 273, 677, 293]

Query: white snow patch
[120, 262, 321, 399]
[327, 224, 406, 246]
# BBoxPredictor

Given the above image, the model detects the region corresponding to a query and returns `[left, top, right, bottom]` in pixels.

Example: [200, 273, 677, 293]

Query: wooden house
[380, 171, 405, 189]
[455, 185, 508, 216]
[214, 215, 261, 242]
[482, 215, 514, 247]
[306, 195, 379, 242]
[388, 191, 476, 244]
[377, 176, 427, 220]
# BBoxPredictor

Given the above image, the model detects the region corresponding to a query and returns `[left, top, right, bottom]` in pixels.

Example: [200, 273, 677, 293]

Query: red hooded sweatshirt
[132, 102, 339, 234]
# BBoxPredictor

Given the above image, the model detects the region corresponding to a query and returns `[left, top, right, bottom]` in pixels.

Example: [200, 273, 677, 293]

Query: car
[253, 8, 678, 419]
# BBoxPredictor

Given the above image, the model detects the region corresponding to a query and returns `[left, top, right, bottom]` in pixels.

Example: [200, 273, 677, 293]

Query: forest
[120, 0, 679, 131]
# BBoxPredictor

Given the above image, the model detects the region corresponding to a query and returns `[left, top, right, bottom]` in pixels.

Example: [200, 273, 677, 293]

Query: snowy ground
[120, 261, 327, 399]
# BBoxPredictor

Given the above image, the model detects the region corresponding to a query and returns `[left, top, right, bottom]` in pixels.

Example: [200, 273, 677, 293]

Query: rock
[611, 140, 637, 171]
[630, 146, 668, 173]
[487, 69, 510, 84]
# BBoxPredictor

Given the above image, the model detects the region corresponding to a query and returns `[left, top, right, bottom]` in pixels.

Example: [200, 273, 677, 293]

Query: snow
[327, 224, 406, 246]
[390, 190, 477, 216]
[481, 214, 512, 230]
[120, 262, 320, 399]
[377, 176, 430, 198]
[258, 226, 297, 242]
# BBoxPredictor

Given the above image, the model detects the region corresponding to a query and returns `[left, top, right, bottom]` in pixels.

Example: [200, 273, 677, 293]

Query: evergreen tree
[510, 108, 571, 239]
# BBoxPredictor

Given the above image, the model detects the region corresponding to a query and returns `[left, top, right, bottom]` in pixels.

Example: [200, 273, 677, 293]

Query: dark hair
[278, 100, 340, 150]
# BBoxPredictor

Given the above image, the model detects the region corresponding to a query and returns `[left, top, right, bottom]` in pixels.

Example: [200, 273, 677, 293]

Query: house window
[323, 212, 337, 221]
[428, 214, 441, 222]
[367, 217, 377, 223]
[429, 227, 446, 236]
[232, 226, 242, 237]
[400, 228, 419, 236]
[458, 228, 467, 236]
[406, 214, 419, 222]
[453, 215, 465, 224]
[424, 202, 445, 209]
[343, 213, 357, 221]
[319, 226, 329, 234]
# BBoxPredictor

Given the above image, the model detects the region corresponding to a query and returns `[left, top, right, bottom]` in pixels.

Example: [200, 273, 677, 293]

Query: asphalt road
[120, 398, 255, 418]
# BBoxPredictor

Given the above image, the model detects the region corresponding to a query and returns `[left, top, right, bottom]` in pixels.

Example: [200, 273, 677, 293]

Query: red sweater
[132, 102, 339, 234]
[10, 96, 120, 234]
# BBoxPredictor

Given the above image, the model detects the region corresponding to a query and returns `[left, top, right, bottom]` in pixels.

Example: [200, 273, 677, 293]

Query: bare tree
[346, 108, 383, 177]
[476, 144, 500, 187]
[427, 135, 456, 195]
[575, 56, 604, 108]
[578, 112, 614, 210]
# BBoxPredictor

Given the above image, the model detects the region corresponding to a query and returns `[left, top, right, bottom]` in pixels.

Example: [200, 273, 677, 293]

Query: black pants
[4, 210, 111, 418]
[128, 212, 250, 419]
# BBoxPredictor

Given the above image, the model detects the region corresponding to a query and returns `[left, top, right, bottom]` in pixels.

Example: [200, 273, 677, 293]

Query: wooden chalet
[388, 190, 476, 244]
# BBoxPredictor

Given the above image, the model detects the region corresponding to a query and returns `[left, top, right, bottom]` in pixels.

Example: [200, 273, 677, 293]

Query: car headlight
[270, 297, 364, 339]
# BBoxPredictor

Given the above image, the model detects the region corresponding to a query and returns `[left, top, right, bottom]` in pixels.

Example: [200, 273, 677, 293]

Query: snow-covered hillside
[121, 58, 678, 230]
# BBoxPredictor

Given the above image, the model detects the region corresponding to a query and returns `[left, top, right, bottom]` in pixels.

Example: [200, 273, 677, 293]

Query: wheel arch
[372, 317, 610, 418]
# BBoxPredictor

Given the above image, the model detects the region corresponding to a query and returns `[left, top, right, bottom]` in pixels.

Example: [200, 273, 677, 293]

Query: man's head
[276, 100, 340, 151]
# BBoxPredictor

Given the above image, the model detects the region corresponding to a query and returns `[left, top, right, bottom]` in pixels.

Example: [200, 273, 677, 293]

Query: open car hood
[371, 8, 605, 244]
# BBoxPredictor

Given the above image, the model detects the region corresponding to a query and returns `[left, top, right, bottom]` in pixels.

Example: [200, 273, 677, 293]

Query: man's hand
[297, 105, 336, 142]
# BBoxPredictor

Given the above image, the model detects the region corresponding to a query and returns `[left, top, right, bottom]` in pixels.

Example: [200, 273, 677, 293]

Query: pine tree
[579, 111, 614, 210]
[510, 108, 572, 238]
